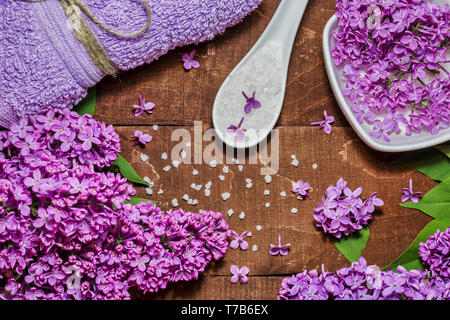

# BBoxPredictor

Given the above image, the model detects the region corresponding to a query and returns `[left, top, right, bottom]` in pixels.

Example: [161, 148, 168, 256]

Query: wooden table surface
[93, 0, 435, 300]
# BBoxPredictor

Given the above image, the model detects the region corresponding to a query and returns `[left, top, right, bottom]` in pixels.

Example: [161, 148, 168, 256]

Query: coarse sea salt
[140, 153, 149, 162]
[214, 42, 283, 145]
[265, 202, 270, 208]
[192, 169, 199, 176]
[209, 160, 217, 168]
[171, 199, 179, 207]
[172, 160, 180, 168]
[312, 163, 318, 170]
[280, 191, 287, 197]
[252, 245, 258, 252]
[152, 125, 158, 131]
[204, 189, 211, 197]
[291, 158, 299, 167]
[264, 189, 270, 196]
[291, 208, 298, 214]
[223, 166, 229, 174]
[145, 187, 153, 195]
[239, 212, 246, 220]
[264, 175, 272, 184]
[163, 165, 171, 172]
[238, 165, 244, 172]
[227, 209, 234, 217]
[161, 153, 168, 160]
[256, 225, 262, 231]
[221, 192, 231, 201]
[218, 175, 225, 181]
[247, 232, 252, 237]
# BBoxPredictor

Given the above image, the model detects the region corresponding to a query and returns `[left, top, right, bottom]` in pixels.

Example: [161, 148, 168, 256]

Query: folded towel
[0, 0, 263, 128]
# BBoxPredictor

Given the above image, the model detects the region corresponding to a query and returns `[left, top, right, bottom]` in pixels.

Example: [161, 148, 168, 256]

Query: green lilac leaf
[400, 176, 450, 223]
[334, 227, 370, 263]
[113, 154, 149, 186]
[73, 87, 96, 116]
[434, 143, 450, 159]
[125, 198, 157, 205]
[383, 219, 450, 271]
[392, 148, 450, 181]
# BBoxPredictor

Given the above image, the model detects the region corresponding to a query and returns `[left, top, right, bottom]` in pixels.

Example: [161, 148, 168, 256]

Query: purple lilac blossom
[181, 50, 200, 70]
[419, 227, 450, 279]
[313, 178, 383, 238]
[0, 108, 230, 300]
[242, 91, 262, 114]
[311, 110, 335, 135]
[401, 179, 422, 203]
[278, 256, 450, 300]
[133, 96, 155, 117]
[332, 0, 450, 141]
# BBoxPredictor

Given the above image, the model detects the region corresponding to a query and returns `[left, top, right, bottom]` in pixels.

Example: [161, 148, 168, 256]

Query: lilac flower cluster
[313, 178, 383, 238]
[419, 227, 450, 278]
[278, 257, 450, 300]
[0, 109, 230, 299]
[332, 0, 450, 141]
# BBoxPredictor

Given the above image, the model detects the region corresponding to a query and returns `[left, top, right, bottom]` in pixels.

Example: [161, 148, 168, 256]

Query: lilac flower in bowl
[322, 0, 450, 152]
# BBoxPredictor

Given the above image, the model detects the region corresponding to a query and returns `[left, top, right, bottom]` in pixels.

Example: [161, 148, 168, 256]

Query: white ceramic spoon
[212, 0, 309, 149]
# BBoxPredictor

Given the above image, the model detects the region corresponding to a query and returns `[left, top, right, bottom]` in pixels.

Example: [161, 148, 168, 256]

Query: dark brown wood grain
[92, 0, 436, 299]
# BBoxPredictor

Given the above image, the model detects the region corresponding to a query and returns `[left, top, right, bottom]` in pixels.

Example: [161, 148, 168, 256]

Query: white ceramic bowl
[323, 9, 450, 152]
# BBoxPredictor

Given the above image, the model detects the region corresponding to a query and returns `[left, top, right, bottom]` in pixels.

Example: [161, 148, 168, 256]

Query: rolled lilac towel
[0, 0, 263, 128]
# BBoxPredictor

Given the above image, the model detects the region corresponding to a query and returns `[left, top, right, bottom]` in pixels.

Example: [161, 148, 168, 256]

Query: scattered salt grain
[232, 158, 239, 164]
[221, 192, 231, 201]
[265, 202, 270, 208]
[171, 199, 179, 207]
[297, 195, 304, 200]
[143, 177, 153, 186]
[204, 189, 211, 197]
[172, 160, 180, 168]
[280, 191, 287, 197]
[192, 169, 199, 176]
[252, 245, 258, 252]
[145, 187, 153, 195]
[291, 208, 298, 214]
[163, 165, 171, 172]
[239, 212, 246, 220]
[264, 189, 270, 196]
[227, 209, 234, 217]
[256, 225, 262, 231]
[205, 181, 212, 189]
[247, 232, 252, 237]
[152, 125, 159, 131]
[161, 152, 168, 160]
[291, 158, 299, 167]
[209, 160, 217, 168]
[191, 199, 199, 206]
[312, 163, 318, 170]
[140, 153, 149, 162]
[264, 175, 272, 184]
[291, 155, 297, 159]
[238, 165, 244, 172]
[223, 166, 229, 174]
[182, 194, 190, 201]
[157, 189, 164, 195]
[218, 175, 225, 181]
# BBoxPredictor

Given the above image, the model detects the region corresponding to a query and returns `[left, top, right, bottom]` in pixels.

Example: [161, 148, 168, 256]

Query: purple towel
[0, 0, 263, 128]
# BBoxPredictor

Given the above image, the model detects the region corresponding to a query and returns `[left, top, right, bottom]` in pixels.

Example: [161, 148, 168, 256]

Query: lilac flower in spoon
[130, 130, 152, 146]
[181, 50, 200, 70]
[401, 179, 422, 203]
[229, 230, 249, 251]
[242, 91, 261, 114]
[230, 265, 249, 284]
[227, 117, 247, 140]
[133, 95, 155, 117]
[311, 110, 335, 134]
[269, 235, 290, 256]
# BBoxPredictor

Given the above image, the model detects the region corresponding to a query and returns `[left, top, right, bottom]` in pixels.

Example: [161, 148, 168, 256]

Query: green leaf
[334, 227, 370, 263]
[383, 219, 450, 271]
[125, 198, 157, 205]
[400, 176, 450, 223]
[392, 148, 450, 181]
[113, 154, 149, 186]
[435, 143, 450, 159]
[73, 87, 96, 116]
